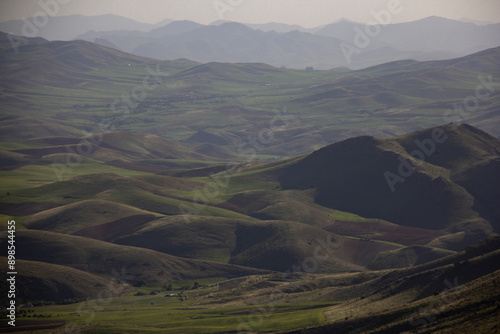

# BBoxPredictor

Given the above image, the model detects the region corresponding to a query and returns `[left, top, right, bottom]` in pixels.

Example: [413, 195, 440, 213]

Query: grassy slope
[218, 189, 334, 228]
[1, 171, 246, 220]
[0, 257, 133, 305]
[290, 238, 500, 333]
[0, 39, 499, 334]
[367, 245, 456, 270]
[2, 39, 499, 159]
[7, 236, 498, 334]
[23, 199, 158, 234]
[116, 216, 357, 271]
[114, 215, 397, 272]
[0, 229, 268, 284]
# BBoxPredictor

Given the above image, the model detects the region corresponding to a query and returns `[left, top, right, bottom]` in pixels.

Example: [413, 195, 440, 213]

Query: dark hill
[0, 257, 133, 304]
[114, 216, 362, 272]
[278, 124, 500, 236]
[393, 123, 500, 172]
[112, 215, 435, 272]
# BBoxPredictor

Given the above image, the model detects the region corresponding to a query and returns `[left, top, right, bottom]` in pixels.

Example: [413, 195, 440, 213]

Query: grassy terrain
[1, 37, 499, 334]
[4, 237, 499, 333]
[0, 163, 151, 193]
[2, 39, 500, 160]
[7, 294, 335, 334]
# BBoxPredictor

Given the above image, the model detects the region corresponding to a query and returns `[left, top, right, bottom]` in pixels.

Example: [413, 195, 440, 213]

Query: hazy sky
[1, 0, 499, 27]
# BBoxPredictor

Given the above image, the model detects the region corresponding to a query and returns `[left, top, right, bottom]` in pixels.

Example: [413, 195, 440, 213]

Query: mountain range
[75, 16, 500, 69]
[0, 14, 171, 41]
[0, 21, 499, 333]
[1, 15, 500, 69]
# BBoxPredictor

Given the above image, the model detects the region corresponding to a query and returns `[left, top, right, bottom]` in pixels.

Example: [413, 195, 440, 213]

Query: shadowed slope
[0, 230, 268, 284]
[0, 257, 133, 304]
[278, 124, 499, 235]
[114, 215, 403, 272]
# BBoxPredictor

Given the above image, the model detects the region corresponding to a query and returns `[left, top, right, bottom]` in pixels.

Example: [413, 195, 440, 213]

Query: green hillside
[114, 216, 369, 272]
[1, 35, 499, 158]
[0, 230, 268, 284]
[0, 34, 499, 334]
[23, 199, 157, 234]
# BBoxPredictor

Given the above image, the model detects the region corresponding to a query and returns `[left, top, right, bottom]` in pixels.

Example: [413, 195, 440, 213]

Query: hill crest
[277, 124, 499, 236]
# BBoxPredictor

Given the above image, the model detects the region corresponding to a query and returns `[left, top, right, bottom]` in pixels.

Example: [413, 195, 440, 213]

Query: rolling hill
[277, 124, 499, 242]
[0, 115, 83, 142]
[0, 32, 159, 89]
[1, 121, 499, 333]
[23, 199, 156, 234]
[219, 189, 334, 227]
[113, 216, 372, 272]
[1, 36, 499, 159]
[280, 236, 500, 333]
[0, 229, 268, 285]
[1, 13, 499, 334]
[0, 257, 134, 304]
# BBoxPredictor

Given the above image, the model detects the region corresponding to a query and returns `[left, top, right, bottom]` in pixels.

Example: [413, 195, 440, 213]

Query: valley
[0, 22, 499, 333]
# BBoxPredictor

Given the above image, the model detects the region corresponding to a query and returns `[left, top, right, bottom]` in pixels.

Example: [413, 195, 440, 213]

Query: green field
[9, 282, 338, 334]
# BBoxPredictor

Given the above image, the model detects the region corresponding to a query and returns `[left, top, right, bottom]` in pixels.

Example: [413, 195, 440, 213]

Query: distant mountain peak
[217, 21, 253, 32]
